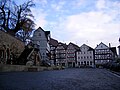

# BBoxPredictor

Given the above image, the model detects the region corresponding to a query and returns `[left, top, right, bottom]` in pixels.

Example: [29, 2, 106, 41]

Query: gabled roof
[63, 43, 68, 49]
[37, 27, 50, 35]
[57, 42, 67, 49]
[95, 42, 109, 49]
[35, 27, 50, 40]
[88, 47, 94, 51]
[80, 44, 94, 51]
[49, 38, 58, 47]
[85, 44, 94, 51]
[68, 42, 80, 50]
[36, 27, 44, 32]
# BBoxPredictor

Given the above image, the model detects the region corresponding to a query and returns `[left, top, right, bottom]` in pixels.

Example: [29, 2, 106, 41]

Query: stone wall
[0, 64, 62, 72]
[0, 30, 25, 58]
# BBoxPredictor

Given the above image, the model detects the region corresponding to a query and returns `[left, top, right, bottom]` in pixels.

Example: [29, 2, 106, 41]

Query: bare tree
[0, 0, 35, 42]
[0, 0, 11, 30]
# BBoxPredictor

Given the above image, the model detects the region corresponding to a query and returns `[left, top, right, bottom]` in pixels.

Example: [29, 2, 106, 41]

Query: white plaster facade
[32, 27, 50, 64]
[76, 44, 94, 67]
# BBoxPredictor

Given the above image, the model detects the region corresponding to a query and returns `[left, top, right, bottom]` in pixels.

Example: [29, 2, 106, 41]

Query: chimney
[119, 38, 120, 43]
[109, 43, 111, 47]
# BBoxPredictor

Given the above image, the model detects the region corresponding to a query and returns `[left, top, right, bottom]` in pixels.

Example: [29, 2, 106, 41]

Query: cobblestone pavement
[0, 68, 120, 90]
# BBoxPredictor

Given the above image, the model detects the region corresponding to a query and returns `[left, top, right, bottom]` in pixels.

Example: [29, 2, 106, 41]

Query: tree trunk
[0, 5, 6, 29]
[14, 6, 22, 33]
[6, 9, 10, 29]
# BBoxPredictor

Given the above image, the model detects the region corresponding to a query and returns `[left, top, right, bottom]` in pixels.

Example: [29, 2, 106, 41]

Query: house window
[84, 61, 86, 65]
[39, 33, 41, 36]
[87, 61, 89, 65]
[84, 56, 86, 59]
[81, 56, 83, 59]
[90, 61, 92, 65]
[95, 61, 97, 63]
[87, 56, 89, 59]
[90, 56, 92, 58]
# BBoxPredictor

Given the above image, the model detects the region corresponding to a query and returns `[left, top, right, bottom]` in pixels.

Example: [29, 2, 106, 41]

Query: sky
[15, 0, 120, 48]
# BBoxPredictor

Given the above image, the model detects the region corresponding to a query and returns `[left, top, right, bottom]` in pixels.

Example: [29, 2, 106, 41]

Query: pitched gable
[80, 44, 94, 51]
[68, 42, 79, 50]
[33, 27, 50, 40]
[56, 42, 67, 50]
[49, 38, 58, 47]
[95, 42, 108, 49]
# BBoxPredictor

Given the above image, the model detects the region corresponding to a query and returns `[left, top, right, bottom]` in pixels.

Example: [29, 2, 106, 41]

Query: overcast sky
[16, 0, 120, 48]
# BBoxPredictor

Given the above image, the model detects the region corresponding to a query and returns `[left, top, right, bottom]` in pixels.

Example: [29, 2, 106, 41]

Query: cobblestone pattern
[0, 68, 120, 90]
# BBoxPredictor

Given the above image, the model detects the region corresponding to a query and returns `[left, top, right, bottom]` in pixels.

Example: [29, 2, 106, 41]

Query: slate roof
[58, 42, 67, 49]
[95, 42, 109, 49]
[62, 43, 68, 49]
[49, 38, 58, 47]
[88, 47, 94, 51]
[69, 42, 80, 50]
[78, 44, 94, 52]
[84, 44, 94, 51]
